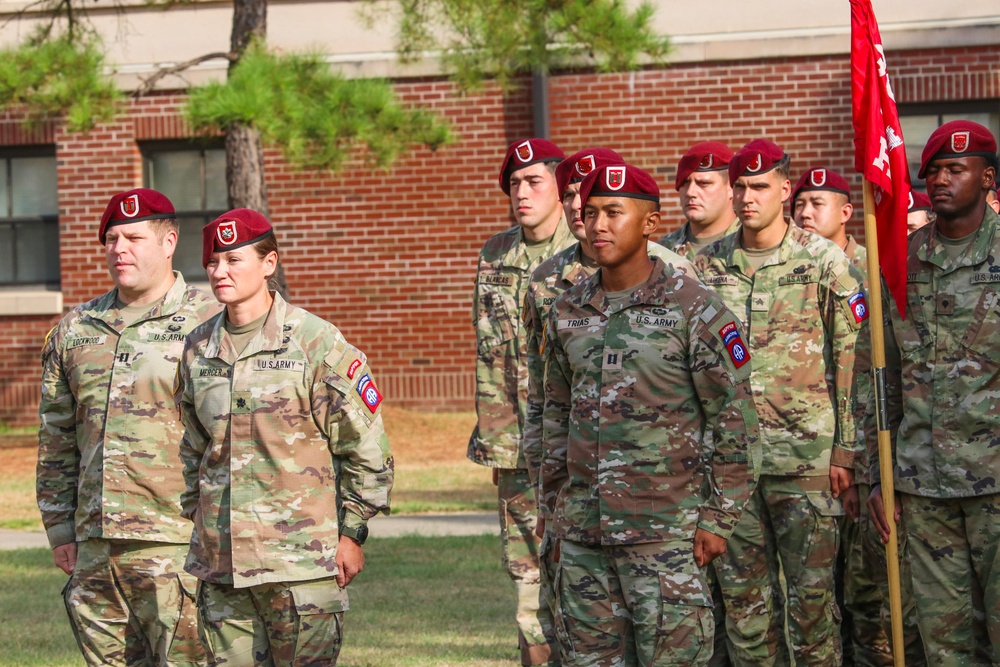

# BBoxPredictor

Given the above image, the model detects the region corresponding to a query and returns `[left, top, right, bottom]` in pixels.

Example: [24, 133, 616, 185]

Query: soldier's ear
[643, 209, 660, 238]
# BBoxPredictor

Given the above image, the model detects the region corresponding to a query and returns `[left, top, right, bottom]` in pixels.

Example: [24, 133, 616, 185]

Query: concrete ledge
[0, 290, 62, 316]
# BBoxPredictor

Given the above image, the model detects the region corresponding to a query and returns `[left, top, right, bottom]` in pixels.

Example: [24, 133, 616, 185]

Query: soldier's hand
[336, 535, 365, 588]
[693, 528, 726, 567]
[53, 542, 77, 575]
[841, 484, 860, 522]
[829, 465, 854, 500]
[867, 484, 902, 545]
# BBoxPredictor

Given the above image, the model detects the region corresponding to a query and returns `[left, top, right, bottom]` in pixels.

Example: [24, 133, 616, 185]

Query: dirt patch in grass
[0, 440, 35, 477]
[381, 405, 476, 465]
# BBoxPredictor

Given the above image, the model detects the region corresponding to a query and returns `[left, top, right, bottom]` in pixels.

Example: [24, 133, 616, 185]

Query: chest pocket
[897, 278, 932, 360]
[477, 285, 517, 354]
[961, 287, 1000, 360]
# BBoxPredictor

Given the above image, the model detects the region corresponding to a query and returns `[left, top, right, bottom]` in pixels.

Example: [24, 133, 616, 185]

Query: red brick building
[1, 4, 998, 425]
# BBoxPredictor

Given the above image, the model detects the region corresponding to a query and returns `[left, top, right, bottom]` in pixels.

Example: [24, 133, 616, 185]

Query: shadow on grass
[0, 535, 519, 667]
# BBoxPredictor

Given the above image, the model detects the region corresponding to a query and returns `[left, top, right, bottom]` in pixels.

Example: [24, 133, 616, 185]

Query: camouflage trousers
[197, 576, 346, 666]
[713, 475, 842, 667]
[551, 539, 714, 666]
[63, 538, 206, 666]
[498, 468, 560, 666]
[899, 492, 1000, 666]
[839, 483, 893, 666]
[856, 484, 927, 666]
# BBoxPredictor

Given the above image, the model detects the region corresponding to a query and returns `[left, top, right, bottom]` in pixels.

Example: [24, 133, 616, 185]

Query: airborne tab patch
[719, 321, 750, 368]
[356, 373, 383, 413]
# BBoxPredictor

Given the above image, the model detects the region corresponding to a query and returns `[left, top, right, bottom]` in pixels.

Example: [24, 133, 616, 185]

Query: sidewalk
[0, 512, 499, 551]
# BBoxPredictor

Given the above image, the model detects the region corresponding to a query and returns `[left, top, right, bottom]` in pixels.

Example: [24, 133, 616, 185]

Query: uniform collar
[84, 271, 188, 331]
[501, 214, 574, 267]
[205, 291, 289, 364]
[578, 256, 669, 313]
[722, 217, 799, 275]
[916, 205, 999, 272]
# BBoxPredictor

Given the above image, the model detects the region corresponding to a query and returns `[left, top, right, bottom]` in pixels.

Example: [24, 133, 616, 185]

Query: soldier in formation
[37, 188, 219, 666]
[176, 208, 393, 664]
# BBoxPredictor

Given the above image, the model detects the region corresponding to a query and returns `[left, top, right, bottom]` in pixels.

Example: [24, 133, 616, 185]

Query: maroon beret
[498, 138, 565, 194]
[729, 139, 787, 185]
[792, 167, 852, 203]
[907, 190, 932, 212]
[919, 120, 998, 179]
[555, 148, 625, 197]
[674, 141, 734, 190]
[202, 208, 274, 268]
[99, 188, 176, 244]
[580, 164, 660, 211]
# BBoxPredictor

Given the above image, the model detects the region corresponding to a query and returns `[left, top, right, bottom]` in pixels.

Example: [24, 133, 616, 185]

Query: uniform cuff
[831, 446, 856, 468]
[46, 523, 76, 550]
[340, 511, 367, 532]
[697, 508, 735, 541]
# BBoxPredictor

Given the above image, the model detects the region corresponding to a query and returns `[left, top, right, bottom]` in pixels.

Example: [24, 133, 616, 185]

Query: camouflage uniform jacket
[522, 241, 697, 500]
[468, 220, 576, 469]
[659, 218, 741, 260]
[37, 273, 221, 549]
[541, 256, 760, 546]
[693, 221, 868, 477]
[844, 235, 874, 484]
[177, 293, 393, 588]
[874, 206, 1000, 499]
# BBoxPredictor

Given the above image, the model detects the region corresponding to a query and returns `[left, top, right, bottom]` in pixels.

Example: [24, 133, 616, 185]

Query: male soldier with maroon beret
[868, 119, 1000, 665]
[694, 140, 868, 666]
[541, 163, 759, 665]
[37, 188, 220, 666]
[470, 138, 576, 665]
[661, 142, 741, 260]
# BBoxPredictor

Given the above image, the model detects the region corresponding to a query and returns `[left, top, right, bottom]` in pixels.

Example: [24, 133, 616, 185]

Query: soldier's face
[793, 191, 851, 242]
[561, 182, 586, 242]
[733, 171, 790, 232]
[584, 196, 658, 269]
[924, 156, 995, 222]
[907, 210, 931, 235]
[104, 220, 177, 300]
[509, 163, 562, 232]
[678, 170, 732, 228]
[205, 245, 277, 306]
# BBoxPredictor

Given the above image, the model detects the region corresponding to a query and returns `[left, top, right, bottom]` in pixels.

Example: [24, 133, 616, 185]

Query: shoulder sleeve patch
[718, 321, 751, 369]
[41, 325, 58, 366]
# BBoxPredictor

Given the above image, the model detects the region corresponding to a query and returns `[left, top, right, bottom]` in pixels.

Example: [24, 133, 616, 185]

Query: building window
[900, 102, 1000, 190]
[142, 142, 227, 282]
[0, 149, 59, 286]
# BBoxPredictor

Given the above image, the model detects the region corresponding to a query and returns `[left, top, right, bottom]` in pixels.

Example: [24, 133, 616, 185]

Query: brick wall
[1, 44, 998, 425]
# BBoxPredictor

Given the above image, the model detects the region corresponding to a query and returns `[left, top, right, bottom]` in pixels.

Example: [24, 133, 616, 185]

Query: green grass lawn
[0, 535, 519, 667]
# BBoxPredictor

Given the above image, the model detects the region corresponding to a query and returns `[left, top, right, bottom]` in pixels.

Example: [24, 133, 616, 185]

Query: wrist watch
[341, 524, 369, 546]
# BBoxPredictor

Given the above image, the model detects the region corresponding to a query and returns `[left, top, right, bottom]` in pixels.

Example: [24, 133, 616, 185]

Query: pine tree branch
[131, 51, 236, 98]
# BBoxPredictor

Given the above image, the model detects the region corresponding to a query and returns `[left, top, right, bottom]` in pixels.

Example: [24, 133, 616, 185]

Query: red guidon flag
[850, 0, 910, 318]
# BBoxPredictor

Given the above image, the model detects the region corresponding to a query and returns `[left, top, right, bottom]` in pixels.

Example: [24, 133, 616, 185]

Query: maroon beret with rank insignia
[555, 147, 625, 197]
[580, 164, 661, 210]
[918, 120, 998, 178]
[729, 139, 787, 185]
[792, 167, 852, 203]
[498, 138, 565, 194]
[202, 208, 274, 267]
[99, 188, 176, 244]
[674, 141, 734, 190]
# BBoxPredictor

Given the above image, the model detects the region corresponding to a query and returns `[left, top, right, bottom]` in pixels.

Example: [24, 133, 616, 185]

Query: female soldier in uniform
[176, 208, 393, 666]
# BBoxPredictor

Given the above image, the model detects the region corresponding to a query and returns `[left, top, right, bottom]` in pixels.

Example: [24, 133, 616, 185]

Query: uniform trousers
[900, 492, 1000, 666]
[551, 538, 714, 666]
[197, 576, 346, 666]
[498, 467, 560, 666]
[713, 475, 841, 666]
[63, 538, 205, 666]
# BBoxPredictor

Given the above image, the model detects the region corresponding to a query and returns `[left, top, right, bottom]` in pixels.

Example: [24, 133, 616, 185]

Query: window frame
[0, 146, 60, 289]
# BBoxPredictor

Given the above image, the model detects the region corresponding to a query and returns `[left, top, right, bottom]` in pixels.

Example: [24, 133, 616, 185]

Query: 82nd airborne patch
[356, 373, 383, 413]
[719, 321, 750, 368]
[848, 292, 870, 323]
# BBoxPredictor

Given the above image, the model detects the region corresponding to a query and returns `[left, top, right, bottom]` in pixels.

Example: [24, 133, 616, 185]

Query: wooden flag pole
[861, 180, 906, 667]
